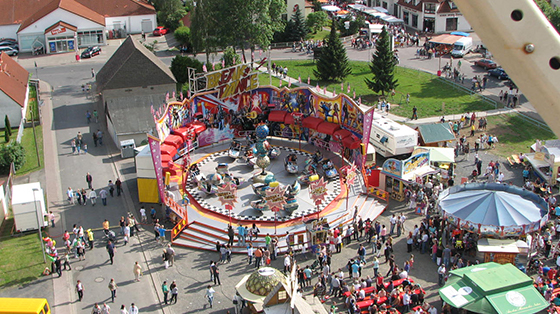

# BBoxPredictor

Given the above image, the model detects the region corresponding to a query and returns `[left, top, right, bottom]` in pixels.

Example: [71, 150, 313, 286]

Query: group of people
[65, 176, 122, 207]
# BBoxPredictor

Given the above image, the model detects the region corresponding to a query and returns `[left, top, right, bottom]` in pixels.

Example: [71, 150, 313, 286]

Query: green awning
[487, 286, 549, 314]
[439, 263, 548, 314]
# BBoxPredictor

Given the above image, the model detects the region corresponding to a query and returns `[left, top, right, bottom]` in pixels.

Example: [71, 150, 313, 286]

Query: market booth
[381, 150, 438, 201]
[477, 238, 528, 265]
[414, 146, 455, 183]
[439, 262, 548, 314]
[525, 139, 560, 185]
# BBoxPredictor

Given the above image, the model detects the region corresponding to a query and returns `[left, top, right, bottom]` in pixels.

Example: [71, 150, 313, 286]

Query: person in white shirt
[206, 285, 216, 308]
[399, 269, 408, 279]
[129, 303, 139, 314]
[67, 187, 74, 204]
[428, 304, 438, 314]
[497, 172, 505, 183]
[284, 254, 291, 273]
[140, 206, 147, 222]
[403, 291, 412, 312]
[89, 189, 97, 206]
[358, 288, 366, 300]
[101, 303, 110, 314]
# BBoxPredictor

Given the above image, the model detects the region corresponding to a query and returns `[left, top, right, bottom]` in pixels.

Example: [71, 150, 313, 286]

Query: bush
[174, 26, 191, 47]
[0, 142, 26, 174]
[4, 115, 11, 136]
[222, 47, 241, 67]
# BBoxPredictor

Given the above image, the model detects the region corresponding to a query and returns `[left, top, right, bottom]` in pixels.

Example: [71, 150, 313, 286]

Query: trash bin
[120, 139, 136, 158]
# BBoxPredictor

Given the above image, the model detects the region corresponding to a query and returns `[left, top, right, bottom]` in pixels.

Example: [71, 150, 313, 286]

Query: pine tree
[313, 19, 352, 82]
[364, 27, 398, 96]
[4, 115, 11, 136]
[285, 7, 309, 42]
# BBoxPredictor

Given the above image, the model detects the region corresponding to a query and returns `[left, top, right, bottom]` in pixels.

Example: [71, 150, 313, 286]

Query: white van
[451, 37, 473, 57]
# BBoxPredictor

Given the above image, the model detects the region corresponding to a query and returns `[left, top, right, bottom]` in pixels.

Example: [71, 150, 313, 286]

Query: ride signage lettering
[205, 64, 259, 99]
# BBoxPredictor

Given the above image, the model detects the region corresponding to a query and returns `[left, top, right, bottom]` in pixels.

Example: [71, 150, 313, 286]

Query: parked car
[0, 41, 18, 51]
[0, 46, 18, 56]
[488, 68, 509, 80]
[474, 59, 498, 69]
[81, 46, 101, 58]
[153, 26, 169, 36]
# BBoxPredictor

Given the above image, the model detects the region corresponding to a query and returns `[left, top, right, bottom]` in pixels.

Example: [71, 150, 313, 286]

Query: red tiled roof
[19, 0, 105, 32]
[437, 1, 460, 13]
[0, 52, 29, 107]
[0, 0, 52, 26]
[75, 0, 155, 17]
[397, 0, 422, 11]
[45, 21, 77, 34]
[180, 11, 192, 28]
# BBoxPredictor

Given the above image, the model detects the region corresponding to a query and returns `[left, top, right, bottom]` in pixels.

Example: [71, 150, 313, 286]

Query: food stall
[525, 140, 560, 185]
[381, 150, 438, 201]
[477, 238, 526, 265]
[413, 146, 456, 183]
[306, 218, 329, 250]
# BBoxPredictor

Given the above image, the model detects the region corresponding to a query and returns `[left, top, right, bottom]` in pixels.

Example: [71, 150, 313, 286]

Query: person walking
[120, 304, 129, 314]
[212, 262, 221, 285]
[48, 211, 56, 228]
[99, 188, 108, 206]
[438, 263, 446, 286]
[101, 303, 110, 314]
[169, 281, 178, 304]
[133, 261, 142, 281]
[106, 240, 116, 265]
[411, 106, 418, 120]
[108, 278, 118, 302]
[91, 68, 95, 78]
[108, 180, 115, 197]
[162, 281, 169, 305]
[67, 187, 74, 204]
[86, 173, 93, 189]
[92, 303, 102, 314]
[166, 244, 175, 267]
[206, 285, 216, 308]
[93, 110, 98, 123]
[76, 280, 84, 301]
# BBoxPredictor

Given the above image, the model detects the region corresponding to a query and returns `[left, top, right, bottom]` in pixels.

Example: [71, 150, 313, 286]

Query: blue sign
[49, 42, 56, 52]
[68, 40, 74, 51]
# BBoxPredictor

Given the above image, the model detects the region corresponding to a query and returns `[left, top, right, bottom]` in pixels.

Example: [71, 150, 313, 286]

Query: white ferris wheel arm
[453, 0, 560, 136]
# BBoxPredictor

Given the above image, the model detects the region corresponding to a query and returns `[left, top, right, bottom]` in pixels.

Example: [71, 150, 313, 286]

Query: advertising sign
[216, 182, 237, 209]
[147, 134, 165, 203]
[205, 64, 259, 99]
[309, 177, 328, 205]
[265, 185, 286, 212]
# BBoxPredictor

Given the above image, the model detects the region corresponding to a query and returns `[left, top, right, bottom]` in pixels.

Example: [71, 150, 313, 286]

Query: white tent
[381, 15, 404, 23]
[373, 6, 388, 13]
[322, 5, 341, 12]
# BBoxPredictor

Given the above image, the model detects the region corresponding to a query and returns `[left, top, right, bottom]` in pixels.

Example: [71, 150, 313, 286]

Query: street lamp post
[32, 188, 47, 264]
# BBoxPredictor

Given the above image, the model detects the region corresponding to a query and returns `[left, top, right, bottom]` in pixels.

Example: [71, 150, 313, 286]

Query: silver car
[0, 46, 18, 56]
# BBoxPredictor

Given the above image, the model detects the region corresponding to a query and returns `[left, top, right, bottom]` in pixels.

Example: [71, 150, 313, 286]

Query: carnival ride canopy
[438, 183, 548, 229]
[439, 262, 548, 314]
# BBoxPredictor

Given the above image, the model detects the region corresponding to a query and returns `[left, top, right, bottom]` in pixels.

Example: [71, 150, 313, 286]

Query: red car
[473, 59, 498, 69]
[153, 26, 169, 36]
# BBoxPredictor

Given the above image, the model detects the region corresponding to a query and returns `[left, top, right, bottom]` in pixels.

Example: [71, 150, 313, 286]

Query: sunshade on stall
[438, 183, 549, 237]
[322, 5, 341, 12]
[439, 262, 548, 314]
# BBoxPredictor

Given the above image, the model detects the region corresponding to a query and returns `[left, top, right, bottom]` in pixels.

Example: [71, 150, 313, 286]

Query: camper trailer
[369, 113, 418, 157]
[11, 183, 47, 232]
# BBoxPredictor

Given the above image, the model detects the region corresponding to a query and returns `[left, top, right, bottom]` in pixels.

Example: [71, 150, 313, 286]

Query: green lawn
[0, 218, 47, 289]
[258, 60, 495, 118]
[26, 85, 39, 122]
[487, 114, 557, 158]
[0, 125, 44, 175]
[307, 28, 330, 41]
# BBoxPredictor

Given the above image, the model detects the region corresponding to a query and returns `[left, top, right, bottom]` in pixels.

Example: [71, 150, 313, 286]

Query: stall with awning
[428, 34, 463, 45]
[302, 116, 324, 129]
[316, 121, 341, 135]
[268, 110, 288, 123]
[381, 15, 404, 23]
[439, 262, 548, 314]
[322, 5, 341, 12]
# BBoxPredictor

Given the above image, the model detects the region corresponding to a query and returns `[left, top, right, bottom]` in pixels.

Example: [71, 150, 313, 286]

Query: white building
[0, 0, 156, 54]
[368, 0, 472, 33]
[0, 53, 30, 129]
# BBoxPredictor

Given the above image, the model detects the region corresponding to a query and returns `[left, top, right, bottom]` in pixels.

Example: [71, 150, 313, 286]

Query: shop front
[45, 22, 78, 54]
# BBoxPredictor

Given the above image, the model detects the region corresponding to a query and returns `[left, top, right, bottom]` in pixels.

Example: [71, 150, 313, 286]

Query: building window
[403, 12, 409, 25]
[412, 14, 418, 28]
[382, 1, 388, 9]
[424, 3, 436, 14]
[446, 17, 458, 31]
[77, 30, 104, 47]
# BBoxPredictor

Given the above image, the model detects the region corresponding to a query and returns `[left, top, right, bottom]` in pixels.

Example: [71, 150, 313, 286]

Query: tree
[311, 0, 322, 12]
[190, 0, 220, 64]
[222, 47, 241, 67]
[4, 115, 11, 136]
[151, 0, 187, 30]
[364, 27, 398, 96]
[314, 19, 352, 82]
[306, 11, 328, 34]
[286, 7, 309, 42]
[338, 15, 364, 36]
[537, 0, 560, 34]
[0, 143, 26, 174]
[174, 26, 191, 47]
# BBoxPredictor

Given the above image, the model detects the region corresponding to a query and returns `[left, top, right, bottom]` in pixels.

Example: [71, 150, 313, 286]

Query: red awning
[269, 110, 288, 122]
[284, 114, 294, 125]
[302, 117, 324, 129]
[316, 121, 341, 136]
[343, 135, 361, 149]
[333, 128, 353, 141]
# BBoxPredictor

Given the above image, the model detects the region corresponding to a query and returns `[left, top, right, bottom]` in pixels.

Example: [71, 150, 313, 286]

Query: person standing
[438, 263, 446, 286]
[166, 244, 175, 267]
[108, 278, 118, 302]
[89, 189, 97, 206]
[67, 187, 74, 204]
[169, 281, 178, 304]
[91, 68, 95, 78]
[108, 180, 115, 197]
[97, 130, 103, 145]
[129, 303, 139, 314]
[206, 285, 216, 308]
[99, 188, 108, 206]
[106, 240, 116, 265]
[227, 224, 234, 246]
[101, 303, 110, 314]
[411, 106, 418, 120]
[86, 173, 93, 189]
[254, 247, 263, 268]
[115, 178, 122, 196]
[48, 211, 56, 228]
[92, 303, 102, 314]
[76, 280, 84, 301]
[120, 304, 129, 314]
[150, 206, 157, 221]
[162, 281, 169, 305]
[212, 262, 221, 285]
[133, 261, 142, 281]
[237, 224, 245, 246]
[93, 131, 98, 147]
[123, 223, 130, 245]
